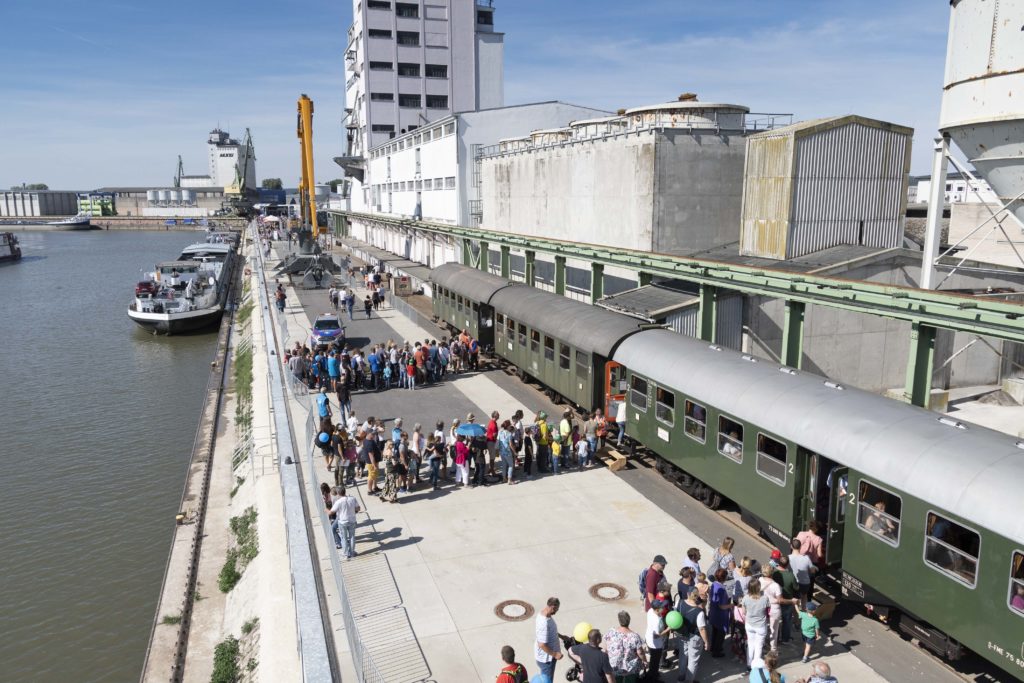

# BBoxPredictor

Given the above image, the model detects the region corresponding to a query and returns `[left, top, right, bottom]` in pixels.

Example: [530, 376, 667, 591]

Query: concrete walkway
[262, 240, 908, 683]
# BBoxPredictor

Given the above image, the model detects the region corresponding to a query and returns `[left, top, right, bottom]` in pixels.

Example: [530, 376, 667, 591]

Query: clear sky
[0, 0, 949, 191]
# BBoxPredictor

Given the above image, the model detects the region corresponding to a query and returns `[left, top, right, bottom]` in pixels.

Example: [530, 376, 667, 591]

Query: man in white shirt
[535, 597, 563, 680]
[789, 538, 816, 606]
[329, 486, 361, 559]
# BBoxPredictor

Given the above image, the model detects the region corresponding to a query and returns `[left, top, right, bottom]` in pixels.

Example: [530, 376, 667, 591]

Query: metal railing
[252, 223, 387, 682]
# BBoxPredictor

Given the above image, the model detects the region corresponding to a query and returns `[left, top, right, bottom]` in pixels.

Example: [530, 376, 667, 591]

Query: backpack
[638, 567, 650, 596]
[707, 549, 724, 579]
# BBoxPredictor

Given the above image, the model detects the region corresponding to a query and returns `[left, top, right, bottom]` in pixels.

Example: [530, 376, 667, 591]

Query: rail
[253, 224, 387, 682]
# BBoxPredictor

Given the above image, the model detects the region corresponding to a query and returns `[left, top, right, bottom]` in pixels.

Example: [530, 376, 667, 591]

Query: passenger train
[430, 262, 1024, 679]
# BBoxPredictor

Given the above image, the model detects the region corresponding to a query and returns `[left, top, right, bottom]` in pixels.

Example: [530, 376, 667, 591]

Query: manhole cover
[589, 582, 627, 602]
[494, 599, 534, 622]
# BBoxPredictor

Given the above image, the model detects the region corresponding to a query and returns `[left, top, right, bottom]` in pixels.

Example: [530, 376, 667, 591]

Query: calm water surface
[0, 230, 218, 682]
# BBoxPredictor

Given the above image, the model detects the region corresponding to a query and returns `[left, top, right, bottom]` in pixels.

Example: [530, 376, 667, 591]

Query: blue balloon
[319, 433, 330, 443]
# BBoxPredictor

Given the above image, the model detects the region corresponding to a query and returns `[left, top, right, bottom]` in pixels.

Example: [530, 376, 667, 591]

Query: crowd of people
[513, 529, 838, 683]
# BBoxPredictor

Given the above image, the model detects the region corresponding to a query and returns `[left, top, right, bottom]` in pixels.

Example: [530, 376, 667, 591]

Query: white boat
[127, 240, 236, 334]
[47, 214, 92, 229]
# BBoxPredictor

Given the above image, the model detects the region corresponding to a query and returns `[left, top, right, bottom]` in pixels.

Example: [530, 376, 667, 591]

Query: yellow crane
[297, 94, 319, 237]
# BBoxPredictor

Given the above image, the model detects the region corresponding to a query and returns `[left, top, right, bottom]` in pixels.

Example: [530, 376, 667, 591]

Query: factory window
[518, 323, 527, 347]
[413, 134, 422, 145]
[368, 28, 392, 38]
[399, 94, 422, 108]
[367, 0, 390, 8]
[434, 177, 443, 189]
[544, 336, 555, 362]
[395, 2, 418, 17]
[415, 180, 422, 190]
[477, 9, 493, 25]
[426, 95, 448, 109]
[630, 375, 648, 412]
[530, 329, 540, 353]
[445, 176, 456, 189]
[423, 179, 432, 190]
[755, 433, 787, 486]
[444, 122, 455, 135]
[683, 400, 705, 442]
[370, 92, 394, 101]
[397, 62, 420, 77]
[396, 30, 420, 46]
[425, 64, 448, 79]
[856, 480, 902, 547]
[559, 343, 570, 371]
[717, 415, 743, 463]
[1010, 552, 1024, 616]
[655, 386, 675, 427]
[371, 124, 395, 132]
[575, 351, 589, 381]
[924, 511, 980, 588]
[369, 61, 393, 70]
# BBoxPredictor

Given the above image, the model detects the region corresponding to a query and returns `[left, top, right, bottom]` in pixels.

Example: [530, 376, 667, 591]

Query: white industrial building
[0, 190, 79, 217]
[479, 100, 756, 256]
[912, 171, 998, 205]
[178, 128, 256, 190]
[361, 101, 609, 227]
[338, 0, 504, 212]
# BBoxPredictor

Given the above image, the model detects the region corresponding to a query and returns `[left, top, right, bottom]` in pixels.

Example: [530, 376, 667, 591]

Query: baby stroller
[730, 604, 748, 663]
[558, 633, 583, 681]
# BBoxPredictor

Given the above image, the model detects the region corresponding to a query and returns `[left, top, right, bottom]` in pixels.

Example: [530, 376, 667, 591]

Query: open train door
[825, 466, 849, 567]
[604, 361, 627, 419]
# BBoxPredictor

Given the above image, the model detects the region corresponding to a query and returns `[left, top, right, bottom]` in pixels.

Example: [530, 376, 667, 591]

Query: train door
[477, 303, 495, 350]
[824, 466, 848, 566]
[605, 361, 627, 440]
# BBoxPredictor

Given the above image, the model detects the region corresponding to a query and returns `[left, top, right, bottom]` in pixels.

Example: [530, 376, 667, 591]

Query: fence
[251, 224, 387, 682]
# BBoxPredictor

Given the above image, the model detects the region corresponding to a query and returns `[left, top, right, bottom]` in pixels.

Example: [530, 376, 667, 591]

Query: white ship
[47, 214, 92, 229]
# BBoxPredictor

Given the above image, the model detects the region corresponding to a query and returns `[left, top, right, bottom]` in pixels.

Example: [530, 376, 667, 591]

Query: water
[0, 230, 218, 682]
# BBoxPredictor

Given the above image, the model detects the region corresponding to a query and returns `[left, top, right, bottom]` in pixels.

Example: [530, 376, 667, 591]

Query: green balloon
[665, 610, 683, 630]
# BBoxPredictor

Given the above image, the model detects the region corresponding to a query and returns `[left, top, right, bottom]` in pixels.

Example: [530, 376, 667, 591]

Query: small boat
[127, 239, 236, 334]
[0, 232, 22, 263]
[48, 214, 92, 229]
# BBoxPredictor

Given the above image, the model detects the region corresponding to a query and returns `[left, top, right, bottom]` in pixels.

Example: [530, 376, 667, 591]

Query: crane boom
[297, 94, 319, 237]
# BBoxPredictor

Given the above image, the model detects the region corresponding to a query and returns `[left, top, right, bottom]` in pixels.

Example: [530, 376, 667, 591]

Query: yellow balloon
[573, 622, 593, 643]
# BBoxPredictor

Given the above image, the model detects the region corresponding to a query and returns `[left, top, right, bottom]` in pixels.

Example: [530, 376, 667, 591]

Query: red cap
[770, 549, 783, 560]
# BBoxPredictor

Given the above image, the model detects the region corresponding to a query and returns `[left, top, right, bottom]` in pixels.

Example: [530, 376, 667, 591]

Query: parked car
[310, 313, 345, 348]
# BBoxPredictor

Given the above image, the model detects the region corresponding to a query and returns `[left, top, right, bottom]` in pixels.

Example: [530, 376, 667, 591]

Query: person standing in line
[486, 411, 500, 477]
[534, 411, 550, 472]
[495, 646, 529, 683]
[584, 411, 599, 461]
[644, 597, 671, 681]
[759, 563, 786, 654]
[789, 538, 816, 607]
[425, 435, 442, 490]
[568, 629, 615, 683]
[707, 568, 732, 658]
[772, 555, 800, 645]
[365, 433, 381, 495]
[749, 651, 785, 683]
[454, 434, 470, 487]
[498, 420, 516, 485]
[740, 578, 770, 674]
[316, 386, 333, 425]
[643, 555, 667, 611]
[345, 289, 355, 320]
[433, 420, 448, 481]
[535, 597, 563, 681]
[328, 485, 361, 559]
[550, 433, 563, 475]
[604, 611, 646, 683]
[575, 432, 590, 470]
[682, 548, 702, 576]
[448, 418, 461, 478]
[676, 586, 710, 683]
[335, 377, 351, 423]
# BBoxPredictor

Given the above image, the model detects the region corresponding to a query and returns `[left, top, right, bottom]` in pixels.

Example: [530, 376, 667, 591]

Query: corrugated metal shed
[740, 115, 913, 260]
[665, 295, 743, 351]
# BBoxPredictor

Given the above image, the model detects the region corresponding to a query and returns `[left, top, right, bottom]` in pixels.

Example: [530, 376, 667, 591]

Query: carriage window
[575, 350, 589, 380]
[472, 302, 479, 314]
[755, 433, 787, 486]
[856, 480, 902, 547]
[630, 375, 648, 412]
[506, 317, 515, 334]
[544, 336, 555, 361]
[683, 400, 705, 442]
[718, 416, 743, 462]
[559, 343, 570, 370]
[457, 295, 464, 312]
[496, 313, 504, 325]
[1010, 551, 1024, 616]
[654, 386, 675, 426]
[924, 511, 980, 588]
[518, 323, 527, 346]
[530, 330, 540, 353]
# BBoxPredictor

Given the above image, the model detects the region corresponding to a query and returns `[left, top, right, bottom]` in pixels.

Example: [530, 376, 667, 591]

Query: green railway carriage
[488, 286, 642, 409]
[612, 328, 1024, 675]
[430, 263, 516, 348]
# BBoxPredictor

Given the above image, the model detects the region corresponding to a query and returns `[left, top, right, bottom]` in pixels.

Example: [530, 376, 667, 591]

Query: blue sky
[0, 0, 949, 190]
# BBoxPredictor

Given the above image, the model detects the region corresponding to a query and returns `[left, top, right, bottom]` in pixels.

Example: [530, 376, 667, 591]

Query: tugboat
[0, 232, 22, 263]
[47, 214, 92, 230]
[127, 240, 236, 334]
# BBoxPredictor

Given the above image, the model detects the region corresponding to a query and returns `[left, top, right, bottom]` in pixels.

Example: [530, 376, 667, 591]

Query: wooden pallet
[601, 447, 628, 472]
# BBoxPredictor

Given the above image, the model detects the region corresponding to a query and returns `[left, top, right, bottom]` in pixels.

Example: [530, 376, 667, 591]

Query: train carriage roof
[615, 328, 1024, 543]
[430, 262, 519, 303]
[489, 286, 643, 357]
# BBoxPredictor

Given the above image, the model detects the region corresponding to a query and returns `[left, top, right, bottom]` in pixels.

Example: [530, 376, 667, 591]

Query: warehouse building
[0, 190, 79, 217]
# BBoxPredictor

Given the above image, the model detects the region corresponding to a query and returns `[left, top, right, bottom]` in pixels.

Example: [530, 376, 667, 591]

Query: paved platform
[261, 240, 961, 683]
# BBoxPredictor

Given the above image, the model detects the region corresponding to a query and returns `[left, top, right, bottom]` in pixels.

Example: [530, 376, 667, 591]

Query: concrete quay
[251, 237, 962, 683]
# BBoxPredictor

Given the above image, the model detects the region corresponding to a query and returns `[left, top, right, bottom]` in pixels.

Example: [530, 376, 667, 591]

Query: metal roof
[747, 115, 913, 140]
[613, 329, 1024, 542]
[597, 283, 699, 321]
[429, 263, 519, 302]
[685, 242, 894, 273]
[489, 286, 643, 357]
[157, 260, 201, 268]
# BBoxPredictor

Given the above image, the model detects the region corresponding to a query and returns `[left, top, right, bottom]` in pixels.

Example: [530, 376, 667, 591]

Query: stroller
[730, 603, 748, 663]
[558, 633, 583, 681]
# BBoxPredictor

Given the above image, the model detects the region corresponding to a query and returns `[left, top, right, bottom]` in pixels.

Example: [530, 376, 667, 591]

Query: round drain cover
[494, 599, 535, 622]
[589, 582, 627, 602]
